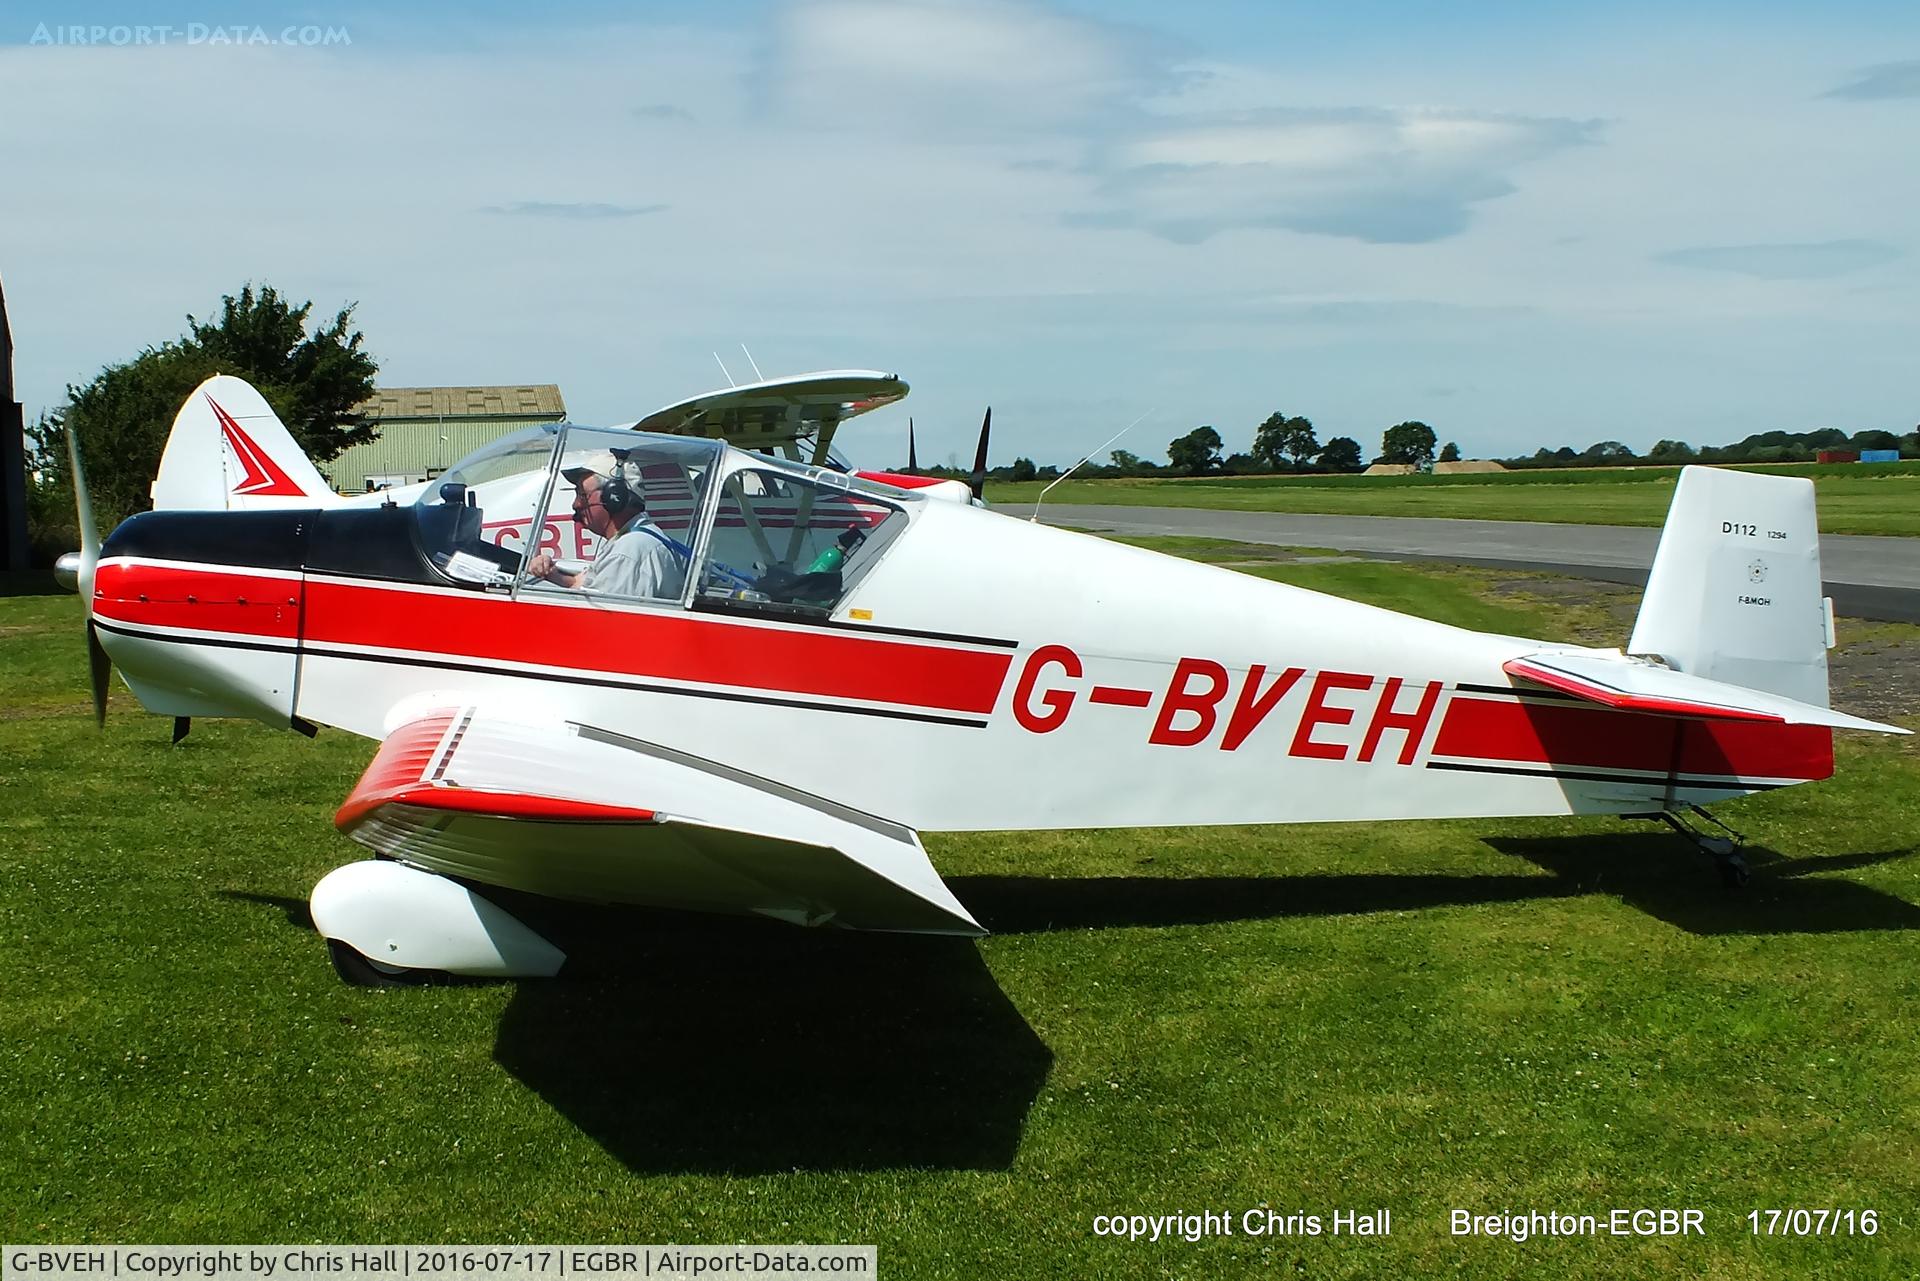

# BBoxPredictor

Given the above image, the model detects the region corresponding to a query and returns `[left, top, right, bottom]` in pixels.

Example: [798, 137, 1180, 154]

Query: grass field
[3, 555, 1917, 1279]
[989, 462, 1920, 536]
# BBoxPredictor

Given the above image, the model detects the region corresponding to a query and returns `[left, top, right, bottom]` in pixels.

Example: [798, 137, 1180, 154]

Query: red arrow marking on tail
[210, 395, 307, 496]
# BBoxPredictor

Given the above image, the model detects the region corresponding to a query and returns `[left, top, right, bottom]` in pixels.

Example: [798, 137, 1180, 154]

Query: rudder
[1627, 465, 1831, 706]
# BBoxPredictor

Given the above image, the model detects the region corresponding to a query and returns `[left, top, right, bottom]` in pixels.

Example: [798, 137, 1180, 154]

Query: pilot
[528, 452, 686, 600]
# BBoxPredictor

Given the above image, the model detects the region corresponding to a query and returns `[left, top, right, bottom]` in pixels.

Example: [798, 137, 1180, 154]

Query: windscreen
[514, 427, 724, 604]
[407, 424, 561, 585]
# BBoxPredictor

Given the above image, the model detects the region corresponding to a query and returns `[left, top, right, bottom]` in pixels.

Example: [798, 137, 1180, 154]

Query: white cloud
[1080, 109, 1597, 244]
[1823, 61, 1920, 99]
[769, 0, 1177, 136]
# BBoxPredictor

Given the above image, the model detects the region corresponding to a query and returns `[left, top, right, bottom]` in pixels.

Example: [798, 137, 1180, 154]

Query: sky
[2, 0, 1916, 468]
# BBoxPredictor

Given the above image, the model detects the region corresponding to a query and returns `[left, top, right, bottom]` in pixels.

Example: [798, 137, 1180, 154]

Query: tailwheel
[1657, 807, 1751, 890]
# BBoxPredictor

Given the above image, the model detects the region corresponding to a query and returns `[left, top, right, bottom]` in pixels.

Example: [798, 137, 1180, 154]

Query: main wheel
[327, 937, 438, 987]
[1716, 851, 1751, 890]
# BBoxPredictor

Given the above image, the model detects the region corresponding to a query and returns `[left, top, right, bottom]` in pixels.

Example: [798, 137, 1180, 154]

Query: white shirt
[581, 517, 686, 600]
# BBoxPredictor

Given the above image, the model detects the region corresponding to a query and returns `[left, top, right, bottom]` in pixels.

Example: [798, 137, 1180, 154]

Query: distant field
[991, 462, 1920, 536]
[3, 559, 1917, 1278]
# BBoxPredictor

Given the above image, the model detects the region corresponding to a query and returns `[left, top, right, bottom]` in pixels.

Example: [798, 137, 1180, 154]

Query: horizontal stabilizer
[1504, 652, 1908, 735]
[336, 702, 982, 934]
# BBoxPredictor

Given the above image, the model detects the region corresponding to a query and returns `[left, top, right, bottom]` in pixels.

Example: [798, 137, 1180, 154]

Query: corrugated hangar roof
[359, 385, 566, 420]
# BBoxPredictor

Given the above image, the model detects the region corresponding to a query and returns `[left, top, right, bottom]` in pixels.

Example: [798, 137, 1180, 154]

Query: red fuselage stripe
[1433, 695, 1832, 782]
[300, 579, 1010, 712]
[97, 560, 1013, 714]
[93, 563, 302, 638]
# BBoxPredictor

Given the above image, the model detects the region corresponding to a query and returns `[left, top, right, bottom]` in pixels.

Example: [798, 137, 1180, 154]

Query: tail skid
[151, 375, 338, 511]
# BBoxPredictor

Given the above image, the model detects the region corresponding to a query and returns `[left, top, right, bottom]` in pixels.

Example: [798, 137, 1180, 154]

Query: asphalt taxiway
[1011, 505, 1920, 623]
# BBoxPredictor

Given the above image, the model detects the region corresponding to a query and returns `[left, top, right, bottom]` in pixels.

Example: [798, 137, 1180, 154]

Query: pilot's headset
[597, 450, 645, 518]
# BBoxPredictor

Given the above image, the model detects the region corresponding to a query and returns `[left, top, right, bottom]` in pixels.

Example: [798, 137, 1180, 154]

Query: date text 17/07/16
[1750, 1209, 1878, 1236]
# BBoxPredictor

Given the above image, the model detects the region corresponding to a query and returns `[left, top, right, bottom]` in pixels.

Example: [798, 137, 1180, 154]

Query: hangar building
[326, 384, 567, 493]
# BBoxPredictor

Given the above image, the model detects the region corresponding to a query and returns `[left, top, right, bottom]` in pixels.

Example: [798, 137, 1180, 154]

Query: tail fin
[150, 374, 338, 510]
[1628, 465, 1831, 706]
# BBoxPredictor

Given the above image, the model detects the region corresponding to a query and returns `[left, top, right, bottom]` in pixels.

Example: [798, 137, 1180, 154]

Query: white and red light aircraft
[59, 373, 1906, 984]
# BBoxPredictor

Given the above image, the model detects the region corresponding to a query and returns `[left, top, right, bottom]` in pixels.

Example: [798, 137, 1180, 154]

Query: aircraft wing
[627, 370, 908, 458]
[333, 702, 982, 934]
[1504, 651, 1908, 734]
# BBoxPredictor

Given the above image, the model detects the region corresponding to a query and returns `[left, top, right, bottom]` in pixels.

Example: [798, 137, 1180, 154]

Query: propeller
[907, 417, 918, 473]
[968, 407, 991, 502]
[68, 432, 109, 726]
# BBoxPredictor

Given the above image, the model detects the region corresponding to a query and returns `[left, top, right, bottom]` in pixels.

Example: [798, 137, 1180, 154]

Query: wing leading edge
[627, 370, 908, 455]
[335, 703, 981, 935]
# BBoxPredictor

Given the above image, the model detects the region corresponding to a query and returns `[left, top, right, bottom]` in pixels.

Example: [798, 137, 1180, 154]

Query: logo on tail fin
[209, 394, 307, 496]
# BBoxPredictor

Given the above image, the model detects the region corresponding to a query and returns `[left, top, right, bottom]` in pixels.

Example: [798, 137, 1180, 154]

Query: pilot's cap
[562, 449, 626, 485]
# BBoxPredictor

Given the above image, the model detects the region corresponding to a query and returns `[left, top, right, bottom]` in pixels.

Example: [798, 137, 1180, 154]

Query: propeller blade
[907, 417, 918, 473]
[968, 407, 991, 501]
[87, 620, 110, 727]
[70, 433, 109, 725]
[68, 430, 100, 605]
[172, 717, 192, 745]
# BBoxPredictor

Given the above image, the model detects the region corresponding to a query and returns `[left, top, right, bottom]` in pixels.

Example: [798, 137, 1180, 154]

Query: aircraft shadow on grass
[218, 888, 1049, 1175]
[221, 831, 1916, 1177]
[487, 895, 1052, 1177]
[954, 833, 1920, 938]
[1484, 833, 1920, 936]
[219, 888, 1052, 1176]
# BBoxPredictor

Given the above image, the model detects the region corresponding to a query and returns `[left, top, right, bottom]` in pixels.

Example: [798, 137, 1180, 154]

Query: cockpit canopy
[408, 423, 915, 618]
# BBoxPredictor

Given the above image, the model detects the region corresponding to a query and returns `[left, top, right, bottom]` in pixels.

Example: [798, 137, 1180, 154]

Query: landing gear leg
[1657, 806, 1750, 889]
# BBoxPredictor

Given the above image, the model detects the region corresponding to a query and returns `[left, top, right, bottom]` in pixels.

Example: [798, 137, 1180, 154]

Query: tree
[185, 285, 379, 463]
[1109, 449, 1143, 473]
[1648, 439, 1696, 462]
[1009, 456, 1038, 483]
[1379, 421, 1437, 469]
[1167, 425, 1223, 475]
[30, 283, 378, 532]
[1252, 412, 1318, 471]
[1317, 436, 1363, 472]
[1437, 441, 1461, 463]
[1582, 440, 1637, 465]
